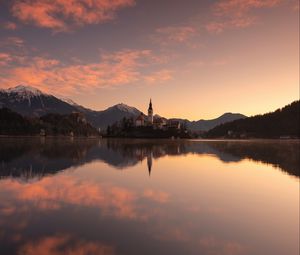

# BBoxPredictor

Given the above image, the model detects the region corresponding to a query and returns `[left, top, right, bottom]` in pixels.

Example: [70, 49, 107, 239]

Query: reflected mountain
[0, 138, 299, 180]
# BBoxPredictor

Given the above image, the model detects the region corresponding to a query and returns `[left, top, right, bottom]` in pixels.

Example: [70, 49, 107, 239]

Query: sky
[0, 0, 299, 120]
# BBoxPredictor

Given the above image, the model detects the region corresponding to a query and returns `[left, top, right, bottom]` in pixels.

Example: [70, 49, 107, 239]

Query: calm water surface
[0, 138, 299, 255]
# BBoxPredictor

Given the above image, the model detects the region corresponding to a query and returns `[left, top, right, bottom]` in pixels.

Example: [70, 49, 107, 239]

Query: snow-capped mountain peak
[113, 103, 141, 115]
[58, 96, 80, 107]
[1, 85, 51, 104]
[6, 85, 45, 96]
[0, 85, 50, 107]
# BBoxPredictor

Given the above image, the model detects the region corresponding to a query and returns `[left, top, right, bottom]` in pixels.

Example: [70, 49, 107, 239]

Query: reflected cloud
[0, 174, 170, 220]
[143, 189, 169, 203]
[0, 138, 298, 255]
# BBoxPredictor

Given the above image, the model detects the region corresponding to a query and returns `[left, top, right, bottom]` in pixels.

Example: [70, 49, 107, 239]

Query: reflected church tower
[147, 151, 153, 176]
[148, 99, 153, 124]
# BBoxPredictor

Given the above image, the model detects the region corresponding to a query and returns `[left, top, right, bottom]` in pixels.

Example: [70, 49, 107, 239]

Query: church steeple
[148, 98, 153, 124]
[148, 99, 153, 111]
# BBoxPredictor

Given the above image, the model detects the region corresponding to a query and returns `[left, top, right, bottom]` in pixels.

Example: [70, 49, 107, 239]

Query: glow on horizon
[0, 0, 299, 120]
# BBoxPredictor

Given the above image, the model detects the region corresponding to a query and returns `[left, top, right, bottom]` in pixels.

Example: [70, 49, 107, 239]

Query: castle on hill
[135, 99, 180, 130]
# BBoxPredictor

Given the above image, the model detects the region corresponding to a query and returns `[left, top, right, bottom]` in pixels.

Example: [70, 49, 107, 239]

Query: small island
[105, 99, 191, 139]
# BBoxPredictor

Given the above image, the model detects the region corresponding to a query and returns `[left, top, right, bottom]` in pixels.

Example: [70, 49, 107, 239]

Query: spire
[148, 98, 152, 111]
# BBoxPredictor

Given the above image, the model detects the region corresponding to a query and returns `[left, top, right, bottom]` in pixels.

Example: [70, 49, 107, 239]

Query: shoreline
[0, 135, 100, 139]
[0, 135, 299, 142]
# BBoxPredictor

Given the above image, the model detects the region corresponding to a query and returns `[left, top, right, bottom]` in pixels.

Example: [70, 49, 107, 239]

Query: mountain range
[0, 85, 246, 131]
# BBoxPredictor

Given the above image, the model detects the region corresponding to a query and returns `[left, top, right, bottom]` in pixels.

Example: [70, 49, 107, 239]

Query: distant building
[167, 120, 181, 130]
[153, 117, 166, 129]
[135, 99, 153, 127]
[135, 113, 145, 126]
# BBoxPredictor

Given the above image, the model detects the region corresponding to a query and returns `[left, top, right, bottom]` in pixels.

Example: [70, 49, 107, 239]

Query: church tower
[148, 99, 153, 124]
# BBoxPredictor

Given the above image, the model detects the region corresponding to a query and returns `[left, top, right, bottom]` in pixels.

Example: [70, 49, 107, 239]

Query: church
[135, 99, 179, 130]
[135, 99, 153, 127]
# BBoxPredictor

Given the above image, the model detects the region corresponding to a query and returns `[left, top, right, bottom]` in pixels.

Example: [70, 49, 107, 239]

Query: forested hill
[0, 108, 99, 137]
[206, 101, 300, 138]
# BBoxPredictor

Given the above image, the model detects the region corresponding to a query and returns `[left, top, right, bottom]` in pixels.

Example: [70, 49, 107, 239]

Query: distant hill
[0, 108, 99, 136]
[89, 103, 141, 129]
[170, 113, 246, 132]
[206, 101, 300, 138]
[0, 85, 246, 131]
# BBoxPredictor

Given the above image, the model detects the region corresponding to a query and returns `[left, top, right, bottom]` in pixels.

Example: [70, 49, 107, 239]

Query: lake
[0, 138, 299, 255]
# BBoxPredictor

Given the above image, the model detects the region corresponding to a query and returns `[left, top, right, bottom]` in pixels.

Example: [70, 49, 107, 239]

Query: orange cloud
[19, 235, 115, 255]
[206, 0, 282, 33]
[11, 0, 136, 31]
[0, 47, 172, 95]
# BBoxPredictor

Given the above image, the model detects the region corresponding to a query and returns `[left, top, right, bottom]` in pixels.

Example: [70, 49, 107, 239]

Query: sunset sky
[0, 0, 299, 120]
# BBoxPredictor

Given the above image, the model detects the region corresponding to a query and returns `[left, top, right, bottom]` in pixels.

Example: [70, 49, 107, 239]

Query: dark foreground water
[0, 138, 299, 255]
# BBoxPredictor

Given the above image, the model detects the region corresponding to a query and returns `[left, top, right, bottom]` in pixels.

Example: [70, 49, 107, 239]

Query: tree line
[0, 108, 99, 137]
[205, 101, 300, 138]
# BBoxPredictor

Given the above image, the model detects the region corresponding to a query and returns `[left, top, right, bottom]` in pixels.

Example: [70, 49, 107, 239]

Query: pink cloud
[3, 21, 18, 30]
[292, 0, 299, 11]
[199, 236, 245, 255]
[0, 46, 172, 95]
[1, 37, 25, 47]
[19, 235, 115, 255]
[0, 52, 13, 66]
[206, 0, 282, 33]
[11, 0, 136, 31]
[144, 70, 173, 84]
[31, 57, 60, 68]
[154, 26, 197, 44]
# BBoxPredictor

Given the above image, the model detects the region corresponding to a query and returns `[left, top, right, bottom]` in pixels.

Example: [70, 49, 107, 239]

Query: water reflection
[0, 138, 299, 180]
[0, 138, 299, 255]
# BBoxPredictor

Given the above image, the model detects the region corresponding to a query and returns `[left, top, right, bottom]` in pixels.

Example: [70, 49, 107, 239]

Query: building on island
[135, 99, 180, 130]
[167, 120, 181, 130]
[135, 113, 145, 126]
